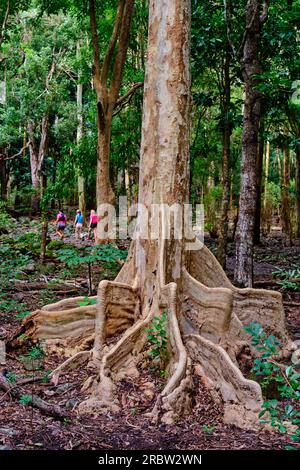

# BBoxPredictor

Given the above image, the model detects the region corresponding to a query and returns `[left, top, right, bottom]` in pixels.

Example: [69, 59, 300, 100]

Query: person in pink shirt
[88, 209, 98, 242]
[56, 209, 67, 240]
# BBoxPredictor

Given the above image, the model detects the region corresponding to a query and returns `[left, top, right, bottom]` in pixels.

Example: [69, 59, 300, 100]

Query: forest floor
[0, 215, 299, 450]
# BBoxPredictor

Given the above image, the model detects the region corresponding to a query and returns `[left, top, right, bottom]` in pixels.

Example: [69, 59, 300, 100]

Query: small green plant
[77, 297, 97, 307]
[39, 289, 56, 305]
[58, 245, 128, 294]
[159, 369, 169, 378]
[63, 418, 72, 425]
[6, 372, 18, 384]
[19, 394, 33, 406]
[0, 243, 31, 289]
[18, 333, 29, 343]
[15, 310, 31, 319]
[0, 210, 15, 233]
[245, 322, 300, 443]
[21, 345, 45, 371]
[272, 268, 300, 291]
[202, 424, 216, 435]
[0, 294, 31, 319]
[145, 310, 169, 372]
[28, 345, 45, 360]
[41, 370, 52, 383]
[130, 407, 138, 416]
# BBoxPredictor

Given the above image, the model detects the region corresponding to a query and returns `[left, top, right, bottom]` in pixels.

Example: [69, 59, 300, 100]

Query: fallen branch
[0, 373, 67, 419]
[254, 280, 279, 287]
[14, 282, 86, 292]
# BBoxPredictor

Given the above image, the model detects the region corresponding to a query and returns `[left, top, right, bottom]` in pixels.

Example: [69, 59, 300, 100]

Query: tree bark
[234, 0, 267, 287]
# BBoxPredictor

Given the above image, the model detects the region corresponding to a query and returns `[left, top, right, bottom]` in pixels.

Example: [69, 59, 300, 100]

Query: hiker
[56, 209, 67, 239]
[88, 209, 98, 242]
[74, 210, 84, 240]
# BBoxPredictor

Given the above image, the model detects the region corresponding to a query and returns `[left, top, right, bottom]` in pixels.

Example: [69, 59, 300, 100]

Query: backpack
[58, 213, 65, 222]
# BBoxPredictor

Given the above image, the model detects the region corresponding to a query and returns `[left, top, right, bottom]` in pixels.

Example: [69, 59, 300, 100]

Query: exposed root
[79, 305, 153, 414]
[151, 283, 192, 424]
[181, 268, 232, 343]
[50, 350, 92, 386]
[93, 280, 140, 363]
[189, 246, 289, 342]
[185, 334, 262, 430]
[9, 243, 295, 430]
[8, 295, 97, 355]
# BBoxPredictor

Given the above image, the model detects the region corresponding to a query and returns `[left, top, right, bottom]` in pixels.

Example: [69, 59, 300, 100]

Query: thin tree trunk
[76, 43, 86, 215]
[296, 147, 300, 238]
[28, 123, 40, 190]
[263, 140, 270, 210]
[253, 120, 264, 245]
[28, 115, 49, 213]
[88, 0, 136, 241]
[28, 122, 40, 212]
[218, 50, 231, 268]
[234, 0, 267, 287]
[0, 156, 8, 200]
[40, 174, 48, 264]
[96, 114, 114, 207]
[281, 144, 291, 242]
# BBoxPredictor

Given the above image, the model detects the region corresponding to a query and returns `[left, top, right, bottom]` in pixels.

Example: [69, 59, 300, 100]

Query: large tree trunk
[234, 0, 265, 287]
[12, 0, 295, 431]
[218, 50, 231, 268]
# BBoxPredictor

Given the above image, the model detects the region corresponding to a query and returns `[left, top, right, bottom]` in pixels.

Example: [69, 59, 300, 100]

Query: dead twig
[0, 373, 67, 419]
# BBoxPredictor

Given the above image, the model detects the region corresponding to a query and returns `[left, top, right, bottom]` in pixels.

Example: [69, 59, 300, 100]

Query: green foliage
[27, 345, 44, 360]
[19, 394, 33, 406]
[77, 297, 97, 307]
[20, 345, 45, 371]
[57, 244, 127, 267]
[265, 181, 281, 209]
[0, 240, 32, 289]
[6, 372, 18, 384]
[145, 311, 169, 368]
[39, 289, 56, 305]
[202, 424, 216, 435]
[0, 293, 30, 319]
[245, 322, 300, 443]
[41, 370, 52, 383]
[272, 268, 300, 291]
[0, 211, 15, 233]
